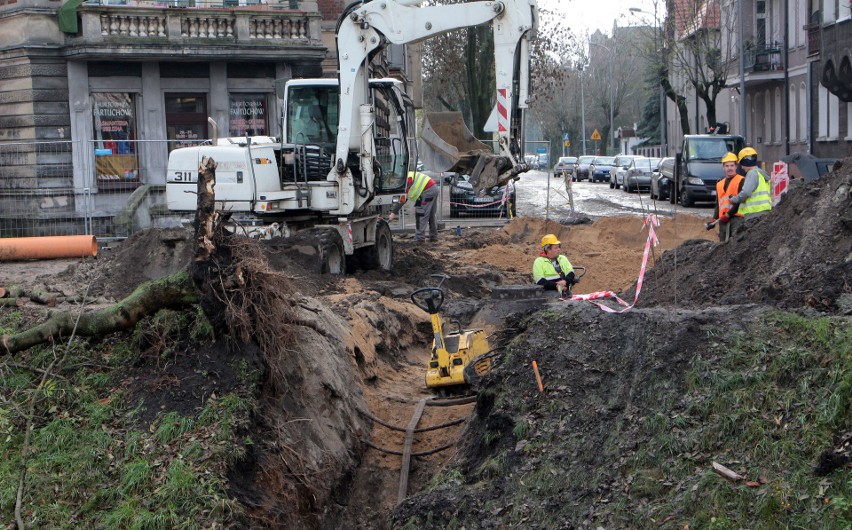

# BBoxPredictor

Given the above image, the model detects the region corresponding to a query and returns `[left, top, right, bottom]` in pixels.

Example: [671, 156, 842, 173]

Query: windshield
[594, 157, 615, 165]
[633, 158, 653, 170]
[559, 157, 577, 164]
[286, 85, 338, 145]
[687, 138, 741, 161]
[579, 156, 596, 164]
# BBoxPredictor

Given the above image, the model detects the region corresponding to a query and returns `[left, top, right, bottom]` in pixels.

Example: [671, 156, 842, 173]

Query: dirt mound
[631, 159, 852, 312]
[50, 227, 195, 300]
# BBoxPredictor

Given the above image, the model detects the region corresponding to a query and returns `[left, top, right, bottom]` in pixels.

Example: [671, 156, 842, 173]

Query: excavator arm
[331, 0, 537, 204]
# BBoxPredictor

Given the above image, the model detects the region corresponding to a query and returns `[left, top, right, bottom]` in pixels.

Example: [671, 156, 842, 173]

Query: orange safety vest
[716, 175, 745, 218]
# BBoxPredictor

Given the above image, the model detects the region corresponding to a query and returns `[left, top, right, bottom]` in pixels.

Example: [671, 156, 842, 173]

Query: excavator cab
[411, 274, 492, 389]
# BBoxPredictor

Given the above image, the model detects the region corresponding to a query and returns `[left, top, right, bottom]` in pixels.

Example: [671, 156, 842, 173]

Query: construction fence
[0, 139, 517, 240]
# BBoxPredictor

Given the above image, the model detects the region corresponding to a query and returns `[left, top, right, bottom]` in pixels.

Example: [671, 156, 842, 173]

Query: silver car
[552, 156, 578, 178]
[609, 155, 638, 189]
[623, 157, 661, 193]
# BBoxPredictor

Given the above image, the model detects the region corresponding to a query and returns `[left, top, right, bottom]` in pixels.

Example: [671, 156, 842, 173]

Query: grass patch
[0, 309, 248, 528]
[614, 312, 852, 528]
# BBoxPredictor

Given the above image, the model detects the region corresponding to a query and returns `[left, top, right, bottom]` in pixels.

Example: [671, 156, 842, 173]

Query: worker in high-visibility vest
[711, 152, 745, 243]
[730, 147, 773, 222]
[388, 170, 439, 243]
[532, 234, 577, 297]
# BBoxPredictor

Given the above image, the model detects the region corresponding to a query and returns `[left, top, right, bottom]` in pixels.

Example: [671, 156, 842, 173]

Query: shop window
[166, 94, 208, 152]
[92, 92, 140, 189]
[229, 95, 268, 137]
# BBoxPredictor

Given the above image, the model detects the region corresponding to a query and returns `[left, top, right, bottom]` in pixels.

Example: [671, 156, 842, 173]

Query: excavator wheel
[351, 220, 393, 272]
[317, 228, 346, 274]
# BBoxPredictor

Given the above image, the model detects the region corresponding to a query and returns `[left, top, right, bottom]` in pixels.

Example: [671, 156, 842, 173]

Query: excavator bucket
[419, 112, 520, 194]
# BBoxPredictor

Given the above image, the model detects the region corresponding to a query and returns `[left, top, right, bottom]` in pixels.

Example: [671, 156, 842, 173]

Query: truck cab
[677, 134, 745, 206]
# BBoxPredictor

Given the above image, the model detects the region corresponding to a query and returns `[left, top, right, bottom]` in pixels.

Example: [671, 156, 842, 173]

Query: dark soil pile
[54, 227, 195, 300]
[630, 159, 852, 313]
[392, 302, 850, 529]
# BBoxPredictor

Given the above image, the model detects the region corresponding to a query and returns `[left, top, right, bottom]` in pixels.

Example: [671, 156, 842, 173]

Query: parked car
[553, 156, 578, 178]
[575, 155, 597, 181]
[623, 157, 658, 192]
[650, 157, 675, 200]
[448, 173, 516, 218]
[609, 155, 638, 189]
[676, 134, 745, 206]
[589, 156, 616, 183]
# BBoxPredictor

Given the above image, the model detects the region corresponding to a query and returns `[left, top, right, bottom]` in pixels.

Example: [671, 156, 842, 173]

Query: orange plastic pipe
[0, 235, 98, 261]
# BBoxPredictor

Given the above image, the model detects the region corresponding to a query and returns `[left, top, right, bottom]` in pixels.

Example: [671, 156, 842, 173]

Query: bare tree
[667, 0, 736, 132]
[421, 2, 575, 142]
[582, 30, 647, 155]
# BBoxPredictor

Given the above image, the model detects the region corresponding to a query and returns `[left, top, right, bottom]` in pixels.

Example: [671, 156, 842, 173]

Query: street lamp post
[579, 64, 587, 155]
[589, 41, 614, 155]
[630, 5, 666, 157]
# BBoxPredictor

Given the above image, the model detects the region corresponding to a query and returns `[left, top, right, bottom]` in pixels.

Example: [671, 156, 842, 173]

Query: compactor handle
[430, 273, 450, 288]
[411, 287, 444, 314]
[573, 266, 587, 280]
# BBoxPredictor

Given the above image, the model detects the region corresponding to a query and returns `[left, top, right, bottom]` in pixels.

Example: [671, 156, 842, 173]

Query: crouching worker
[532, 234, 578, 297]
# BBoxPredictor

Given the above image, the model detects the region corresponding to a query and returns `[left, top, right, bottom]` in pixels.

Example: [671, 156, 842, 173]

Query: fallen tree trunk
[0, 155, 250, 357]
[1, 272, 199, 355]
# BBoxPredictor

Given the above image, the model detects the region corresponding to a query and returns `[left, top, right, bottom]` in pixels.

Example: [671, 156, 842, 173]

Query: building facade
[0, 0, 421, 236]
[666, 0, 851, 164]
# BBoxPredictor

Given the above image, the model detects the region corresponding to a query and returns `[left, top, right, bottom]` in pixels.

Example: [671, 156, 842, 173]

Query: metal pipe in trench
[0, 235, 98, 261]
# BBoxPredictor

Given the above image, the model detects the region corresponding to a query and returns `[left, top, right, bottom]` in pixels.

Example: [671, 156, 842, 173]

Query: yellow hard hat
[541, 234, 560, 247]
[721, 152, 738, 164]
[738, 147, 758, 164]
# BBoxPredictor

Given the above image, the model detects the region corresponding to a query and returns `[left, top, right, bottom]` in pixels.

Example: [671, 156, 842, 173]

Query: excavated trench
[11, 168, 849, 529]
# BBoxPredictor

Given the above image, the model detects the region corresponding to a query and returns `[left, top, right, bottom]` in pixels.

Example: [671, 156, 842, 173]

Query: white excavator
[165, 0, 537, 273]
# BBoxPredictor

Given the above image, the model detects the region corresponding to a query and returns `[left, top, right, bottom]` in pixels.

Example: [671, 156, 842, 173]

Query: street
[513, 169, 714, 219]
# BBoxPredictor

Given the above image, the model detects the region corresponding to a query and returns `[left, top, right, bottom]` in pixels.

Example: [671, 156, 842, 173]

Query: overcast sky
[540, 0, 665, 38]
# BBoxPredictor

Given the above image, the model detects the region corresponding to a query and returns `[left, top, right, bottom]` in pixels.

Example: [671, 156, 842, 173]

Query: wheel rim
[377, 231, 392, 270]
[327, 244, 344, 274]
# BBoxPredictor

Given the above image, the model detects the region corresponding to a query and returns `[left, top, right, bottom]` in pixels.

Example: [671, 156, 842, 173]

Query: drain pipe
[0, 235, 98, 261]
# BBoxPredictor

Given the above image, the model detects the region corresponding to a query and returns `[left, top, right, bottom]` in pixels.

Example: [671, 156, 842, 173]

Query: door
[165, 94, 208, 152]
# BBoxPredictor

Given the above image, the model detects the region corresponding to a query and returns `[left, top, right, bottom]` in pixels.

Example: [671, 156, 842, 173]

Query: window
[286, 85, 338, 144]
[789, 85, 797, 142]
[764, 90, 772, 143]
[818, 84, 842, 139]
[229, 95, 268, 137]
[847, 102, 852, 140]
[747, 94, 754, 144]
[824, 0, 836, 22]
[842, 0, 852, 19]
[774, 88, 782, 144]
[829, 90, 840, 139]
[756, 0, 767, 45]
[165, 94, 208, 152]
[799, 82, 807, 141]
[92, 92, 139, 187]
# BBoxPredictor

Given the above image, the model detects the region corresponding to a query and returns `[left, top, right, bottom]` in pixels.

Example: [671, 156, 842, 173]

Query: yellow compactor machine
[411, 275, 492, 389]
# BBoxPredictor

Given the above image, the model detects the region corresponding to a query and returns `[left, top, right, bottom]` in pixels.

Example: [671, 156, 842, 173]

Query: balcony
[65, 0, 323, 59]
[744, 41, 784, 72]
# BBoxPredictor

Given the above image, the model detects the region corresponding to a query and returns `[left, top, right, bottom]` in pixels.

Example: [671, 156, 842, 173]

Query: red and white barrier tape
[448, 187, 512, 210]
[562, 214, 660, 313]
